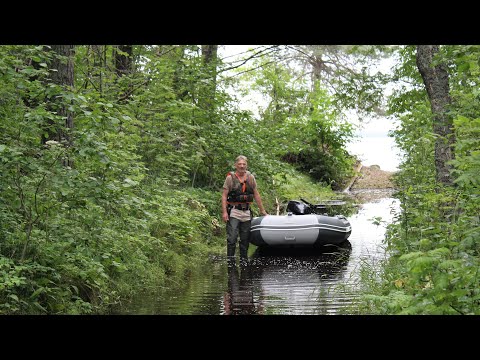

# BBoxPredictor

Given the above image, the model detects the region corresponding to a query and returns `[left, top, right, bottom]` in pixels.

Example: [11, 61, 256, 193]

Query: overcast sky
[346, 116, 402, 172]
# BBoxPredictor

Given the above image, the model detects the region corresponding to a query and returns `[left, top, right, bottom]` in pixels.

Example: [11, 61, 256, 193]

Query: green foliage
[0, 44, 383, 314]
[451, 116, 480, 188]
[270, 165, 336, 209]
[0, 45, 224, 313]
[354, 45, 480, 315]
[235, 57, 356, 189]
[280, 85, 356, 189]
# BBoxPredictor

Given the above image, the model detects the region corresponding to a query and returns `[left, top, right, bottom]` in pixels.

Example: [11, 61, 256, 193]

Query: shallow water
[118, 190, 400, 315]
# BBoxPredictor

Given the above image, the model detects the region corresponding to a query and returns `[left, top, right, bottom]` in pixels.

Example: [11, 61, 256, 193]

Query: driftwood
[342, 163, 363, 193]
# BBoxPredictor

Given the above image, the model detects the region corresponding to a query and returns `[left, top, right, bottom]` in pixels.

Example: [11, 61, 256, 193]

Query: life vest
[226, 171, 254, 205]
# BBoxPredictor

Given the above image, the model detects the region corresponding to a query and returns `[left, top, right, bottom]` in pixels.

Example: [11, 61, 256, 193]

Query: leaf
[30, 287, 45, 299]
[123, 178, 138, 187]
[33, 302, 47, 313]
[109, 117, 120, 125]
[399, 251, 424, 261]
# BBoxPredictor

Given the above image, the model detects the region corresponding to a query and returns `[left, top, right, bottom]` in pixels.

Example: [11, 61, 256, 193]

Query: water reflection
[222, 243, 353, 315]
[223, 259, 261, 315]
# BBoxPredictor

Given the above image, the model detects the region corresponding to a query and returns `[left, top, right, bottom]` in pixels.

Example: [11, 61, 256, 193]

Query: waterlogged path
[118, 189, 400, 315]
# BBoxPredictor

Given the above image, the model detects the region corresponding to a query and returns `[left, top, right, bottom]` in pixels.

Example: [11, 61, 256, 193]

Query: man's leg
[238, 220, 251, 260]
[226, 217, 240, 258]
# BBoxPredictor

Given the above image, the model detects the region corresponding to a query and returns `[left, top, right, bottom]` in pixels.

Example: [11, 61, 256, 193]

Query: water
[118, 189, 400, 315]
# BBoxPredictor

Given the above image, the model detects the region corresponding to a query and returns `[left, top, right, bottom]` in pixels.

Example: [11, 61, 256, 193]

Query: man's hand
[222, 211, 229, 222]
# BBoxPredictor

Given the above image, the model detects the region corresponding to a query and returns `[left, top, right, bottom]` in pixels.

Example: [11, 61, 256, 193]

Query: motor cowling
[286, 200, 312, 215]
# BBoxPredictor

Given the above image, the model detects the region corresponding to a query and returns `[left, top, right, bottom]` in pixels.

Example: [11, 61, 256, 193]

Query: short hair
[235, 155, 248, 163]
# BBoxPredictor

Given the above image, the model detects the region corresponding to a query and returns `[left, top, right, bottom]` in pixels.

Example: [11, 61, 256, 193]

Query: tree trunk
[114, 45, 133, 103]
[44, 45, 75, 166]
[172, 45, 188, 100]
[92, 45, 104, 95]
[200, 45, 218, 111]
[416, 45, 455, 186]
[310, 60, 327, 152]
[114, 45, 133, 76]
[198, 45, 218, 186]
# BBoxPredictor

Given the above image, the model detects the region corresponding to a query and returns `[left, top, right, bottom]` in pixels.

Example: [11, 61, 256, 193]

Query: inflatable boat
[250, 213, 352, 247]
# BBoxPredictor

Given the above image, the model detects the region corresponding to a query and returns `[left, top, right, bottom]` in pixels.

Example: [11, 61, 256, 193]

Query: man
[222, 155, 268, 260]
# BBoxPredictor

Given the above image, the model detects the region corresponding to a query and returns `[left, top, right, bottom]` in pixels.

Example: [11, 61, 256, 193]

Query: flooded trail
[116, 189, 399, 315]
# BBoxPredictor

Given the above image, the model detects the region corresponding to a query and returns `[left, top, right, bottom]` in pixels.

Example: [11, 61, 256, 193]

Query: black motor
[286, 200, 312, 215]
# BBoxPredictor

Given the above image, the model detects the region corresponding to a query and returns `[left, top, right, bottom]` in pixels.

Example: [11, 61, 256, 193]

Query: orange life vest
[226, 171, 254, 205]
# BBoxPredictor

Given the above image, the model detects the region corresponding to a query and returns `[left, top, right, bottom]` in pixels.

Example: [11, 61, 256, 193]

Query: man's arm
[222, 188, 229, 222]
[253, 188, 268, 216]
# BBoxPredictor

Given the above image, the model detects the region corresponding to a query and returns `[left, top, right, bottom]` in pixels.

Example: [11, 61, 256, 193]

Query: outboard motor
[286, 200, 312, 215]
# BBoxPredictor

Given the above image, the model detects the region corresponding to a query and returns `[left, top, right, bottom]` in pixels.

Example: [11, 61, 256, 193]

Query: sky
[219, 45, 403, 172]
[346, 117, 402, 172]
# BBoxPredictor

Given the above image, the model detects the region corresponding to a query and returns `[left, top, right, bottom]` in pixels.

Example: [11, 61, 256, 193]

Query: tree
[287, 45, 391, 116]
[416, 45, 455, 186]
[200, 45, 218, 111]
[114, 45, 133, 77]
[171, 45, 189, 100]
[114, 45, 133, 103]
[43, 45, 75, 167]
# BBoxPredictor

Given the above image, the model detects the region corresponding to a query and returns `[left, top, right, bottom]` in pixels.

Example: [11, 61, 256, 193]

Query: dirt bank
[350, 165, 396, 190]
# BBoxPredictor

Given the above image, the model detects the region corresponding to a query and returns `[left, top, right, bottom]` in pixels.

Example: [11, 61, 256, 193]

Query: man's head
[235, 155, 248, 174]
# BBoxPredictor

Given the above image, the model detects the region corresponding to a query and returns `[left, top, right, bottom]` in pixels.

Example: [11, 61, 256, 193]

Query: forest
[0, 45, 478, 314]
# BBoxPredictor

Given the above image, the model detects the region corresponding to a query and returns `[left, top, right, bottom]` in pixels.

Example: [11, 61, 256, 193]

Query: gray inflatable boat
[250, 213, 352, 247]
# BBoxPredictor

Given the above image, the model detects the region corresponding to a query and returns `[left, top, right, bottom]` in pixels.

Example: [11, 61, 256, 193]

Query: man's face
[235, 160, 247, 174]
